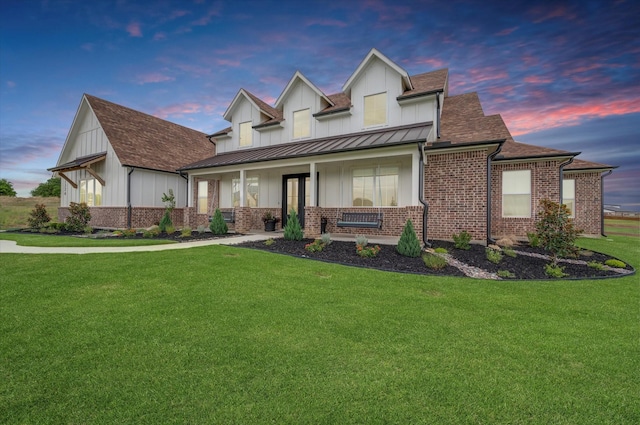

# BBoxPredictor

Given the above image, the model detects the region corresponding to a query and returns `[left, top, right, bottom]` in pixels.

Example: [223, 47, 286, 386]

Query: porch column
[239, 169, 246, 207]
[309, 162, 317, 207]
[187, 174, 195, 207]
[411, 151, 420, 205]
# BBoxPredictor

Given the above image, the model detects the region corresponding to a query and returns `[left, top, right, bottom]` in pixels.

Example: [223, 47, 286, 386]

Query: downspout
[179, 171, 189, 208]
[418, 141, 431, 248]
[127, 167, 135, 228]
[558, 157, 575, 205]
[436, 92, 442, 139]
[600, 170, 612, 237]
[486, 141, 504, 245]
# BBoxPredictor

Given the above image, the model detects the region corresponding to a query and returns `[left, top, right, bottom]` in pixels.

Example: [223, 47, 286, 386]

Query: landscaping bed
[237, 238, 634, 280]
[11, 228, 236, 243]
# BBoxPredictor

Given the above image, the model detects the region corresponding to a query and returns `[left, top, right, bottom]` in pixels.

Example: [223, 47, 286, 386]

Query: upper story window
[563, 179, 575, 218]
[239, 121, 252, 147]
[364, 92, 387, 127]
[293, 108, 310, 139]
[502, 170, 531, 218]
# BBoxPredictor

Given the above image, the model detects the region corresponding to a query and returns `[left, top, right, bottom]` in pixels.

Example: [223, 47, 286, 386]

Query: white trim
[342, 48, 413, 93]
[274, 71, 333, 109]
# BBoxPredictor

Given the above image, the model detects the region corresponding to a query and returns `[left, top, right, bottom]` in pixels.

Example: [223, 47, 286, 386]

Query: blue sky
[1, 0, 638, 209]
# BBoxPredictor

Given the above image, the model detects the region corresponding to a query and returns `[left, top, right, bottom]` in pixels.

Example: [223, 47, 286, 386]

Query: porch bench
[209, 210, 235, 223]
[336, 212, 383, 229]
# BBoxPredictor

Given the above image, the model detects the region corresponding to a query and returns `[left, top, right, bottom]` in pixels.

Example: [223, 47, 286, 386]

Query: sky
[1, 0, 638, 210]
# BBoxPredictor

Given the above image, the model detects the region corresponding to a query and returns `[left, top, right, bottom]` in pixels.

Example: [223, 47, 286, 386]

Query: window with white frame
[79, 178, 102, 206]
[232, 176, 259, 207]
[352, 166, 398, 207]
[502, 170, 531, 217]
[563, 179, 575, 218]
[197, 180, 208, 214]
[364, 92, 387, 127]
[239, 121, 252, 147]
[293, 108, 310, 139]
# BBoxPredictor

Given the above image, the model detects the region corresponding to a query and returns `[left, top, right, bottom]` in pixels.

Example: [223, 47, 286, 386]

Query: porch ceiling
[180, 122, 432, 171]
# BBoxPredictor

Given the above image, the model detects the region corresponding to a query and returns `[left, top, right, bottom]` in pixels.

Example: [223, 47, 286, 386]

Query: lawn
[0, 196, 60, 230]
[1, 236, 638, 424]
[0, 232, 175, 247]
[604, 218, 639, 236]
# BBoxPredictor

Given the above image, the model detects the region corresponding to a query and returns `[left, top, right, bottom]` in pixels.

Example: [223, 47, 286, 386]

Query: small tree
[535, 198, 582, 262]
[65, 202, 91, 232]
[283, 208, 303, 241]
[159, 189, 175, 232]
[31, 177, 61, 197]
[0, 178, 17, 196]
[396, 219, 422, 257]
[27, 203, 51, 229]
[209, 208, 228, 235]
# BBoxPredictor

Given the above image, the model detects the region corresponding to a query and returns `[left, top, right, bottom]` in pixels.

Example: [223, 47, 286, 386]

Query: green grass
[604, 218, 639, 236]
[1, 236, 638, 424]
[0, 232, 175, 247]
[0, 196, 60, 230]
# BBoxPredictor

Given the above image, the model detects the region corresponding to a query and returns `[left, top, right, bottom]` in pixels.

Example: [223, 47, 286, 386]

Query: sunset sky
[1, 0, 638, 210]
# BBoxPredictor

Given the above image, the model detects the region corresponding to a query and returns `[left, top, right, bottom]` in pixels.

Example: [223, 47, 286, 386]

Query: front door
[283, 174, 310, 228]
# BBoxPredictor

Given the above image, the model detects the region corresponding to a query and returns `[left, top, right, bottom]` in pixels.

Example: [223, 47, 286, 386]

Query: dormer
[222, 88, 283, 149]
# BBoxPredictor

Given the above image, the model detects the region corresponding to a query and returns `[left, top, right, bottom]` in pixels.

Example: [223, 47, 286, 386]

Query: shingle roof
[181, 122, 432, 170]
[400, 68, 449, 99]
[85, 94, 214, 173]
[565, 158, 616, 170]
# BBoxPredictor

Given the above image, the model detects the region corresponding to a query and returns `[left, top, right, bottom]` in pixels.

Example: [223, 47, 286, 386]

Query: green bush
[486, 248, 503, 264]
[434, 247, 448, 254]
[497, 270, 516, 279]
[396, 219, 422, 258]
[264, 238, 275, 246]
[355, 235, 368, 247]
[422, 253, 447, 270]
[527, 232, 540, 247]
[544, 263, 567, 278]
[27, 203, 51, 229]
[452, 230, 471, 250]
[159, 211, 172, 233]
[283, 209, 303, 241]
[535, 199, 581, 261]
[143, 226, 161, 238]
[181, 227, 192, 237]
[158, 189, 175, 232]
[65, 202, 91, 232]
[587, 261, 605, 271]
[165, 225, 175, 235]
[357, 244, 381, 258]
[502, 246, 517, 258]
[604, 259, 626, 268]
[196, 225, 206, 234]
[209, 208, 228, 235]
[305, 239, 325, 253]
[321, 232, 332, 246]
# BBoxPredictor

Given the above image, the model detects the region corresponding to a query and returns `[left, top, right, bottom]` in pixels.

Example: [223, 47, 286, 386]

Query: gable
[342, 48, 412, 95]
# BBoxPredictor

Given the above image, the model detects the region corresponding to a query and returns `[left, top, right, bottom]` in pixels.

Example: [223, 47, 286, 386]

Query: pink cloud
[134, 73, 175, 85]
[127, 21, 142, 37]
[413, 57, 446, 69]
[191, 4, 222, 26]
[496, 27, 518, 36]
[153, 102, 203, 119]
[305, 18, 348, 28]
[215, 58, 241, 67]
[529, 5, 577, 23]
[523, 75, 553, 84]
[7, 81, 16, 88]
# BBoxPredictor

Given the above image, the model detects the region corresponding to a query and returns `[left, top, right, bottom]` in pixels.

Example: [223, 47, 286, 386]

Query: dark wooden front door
[282, 174, 310, 228]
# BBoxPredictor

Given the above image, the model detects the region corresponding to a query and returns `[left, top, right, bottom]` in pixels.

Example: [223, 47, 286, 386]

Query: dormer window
[239, 121, 252, 147]
[293, 108, 310, 139]
[364, 92, 387, 127]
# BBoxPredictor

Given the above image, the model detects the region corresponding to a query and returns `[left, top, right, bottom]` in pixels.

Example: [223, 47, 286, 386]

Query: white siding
[129, 169, 187, 207]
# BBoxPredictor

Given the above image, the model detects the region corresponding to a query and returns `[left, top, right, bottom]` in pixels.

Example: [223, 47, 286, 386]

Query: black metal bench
[336, 212, 383, 229]
[209, 210, 235, 223]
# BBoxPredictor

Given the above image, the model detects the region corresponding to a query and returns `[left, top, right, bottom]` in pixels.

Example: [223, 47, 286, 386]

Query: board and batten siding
[129, 169, 188, 208]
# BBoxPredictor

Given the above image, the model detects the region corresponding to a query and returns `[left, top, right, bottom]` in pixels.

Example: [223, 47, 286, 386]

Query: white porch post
[411, 151, 420, 205]
[188, 174, 195, 207]
[309, 162, 317, 207]
[239, 169, 246, 207]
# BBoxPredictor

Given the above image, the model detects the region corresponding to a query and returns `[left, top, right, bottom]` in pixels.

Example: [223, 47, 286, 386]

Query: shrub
[65, 202, 91, 232]
[321, 232, 332, 246]
[604, 259, 626, 268]
[305, 239, 325, 253]
[357, 244, 381, 258]
[422, 253, 447, 270]
[143, 226, 161, 238]
[122, 228, 137, 238]
[544, 263, 567, 278]
[181, 226, 192, 237]
[355, 235, 368, 247]
[396, 219, 422, 258]
[434, 247, 448, 254]
[535, 199, 582, 262]
[264, 238, 275, 246]
[502, 246, 517, 258]
[283, 209, 303, 241]
[27, 203, 51, 229]
[165, 225, 175, 235]
[527, 232, 540, 247]
[83, 226, 93, 234]
[486, 248, 503, 264]
[158, 189, 175, 232]
[497, 270, 516, 279]
[159, 211, 172, 233]
[209, 208, 228, 235]
[196, 225, 206, 234]
[587, 261, 605, 270]
[452, 230, 472, 250]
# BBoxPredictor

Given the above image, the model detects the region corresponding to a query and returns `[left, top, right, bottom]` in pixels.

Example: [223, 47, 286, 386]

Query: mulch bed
[237, 238, 634, 280]
[13, 228, 235, 243]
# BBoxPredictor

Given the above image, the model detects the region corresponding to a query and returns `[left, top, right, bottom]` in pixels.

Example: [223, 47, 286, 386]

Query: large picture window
[364, 92, 387, 127]
[563, 179, 575, 218]
[239, 121, 252, 147]
[502, 170, 531, 217]
[197, 180, 208, 214]
[293, 108, 310, 139]
[79, 178, 102, 206]
[352, 166, 398, 207]
[232, 176, 259, 207]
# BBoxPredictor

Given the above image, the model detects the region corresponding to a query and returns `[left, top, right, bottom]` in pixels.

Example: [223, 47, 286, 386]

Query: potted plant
[262, 211, 279, 231]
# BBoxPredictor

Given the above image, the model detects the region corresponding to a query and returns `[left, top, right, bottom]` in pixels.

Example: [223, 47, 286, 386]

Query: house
[51, 48, 615, 242]
[49, 94, 214, 228]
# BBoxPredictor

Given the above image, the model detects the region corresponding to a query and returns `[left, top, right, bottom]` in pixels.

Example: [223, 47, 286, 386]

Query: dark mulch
[13, 228, 236, 243]
[237, 238, 634, 280]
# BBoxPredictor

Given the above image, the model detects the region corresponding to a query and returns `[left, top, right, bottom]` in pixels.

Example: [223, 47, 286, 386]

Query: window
[502, 170, 531, 217]
[352, 166, 398, 207]
[198, 180, 208, 214]
[563, 179, 575, 218]
[232, 176, 259, 207]
[79, 178, 102, 206]
[364, 92, 387, 127]
[293, 108, 310, 139]
[239, 121, 252, 147]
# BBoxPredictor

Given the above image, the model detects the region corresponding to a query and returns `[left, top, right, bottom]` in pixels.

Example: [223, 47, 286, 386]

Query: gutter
[486, 141, 505, 245]
[600, 170, 613, 237]
[127, 167, 134, 228]
[558, 157, 575, 205]
[179, 171, 189, 208]
[417, 141, 431, 248]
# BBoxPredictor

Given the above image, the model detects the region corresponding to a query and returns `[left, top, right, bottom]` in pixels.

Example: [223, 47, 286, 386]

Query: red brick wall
[491, 160, 562, 237]
[319, 206, 423, 238]
[424, 150, 488, 241]
[565, 172, 602, 235]
[58, 206, 185, 229]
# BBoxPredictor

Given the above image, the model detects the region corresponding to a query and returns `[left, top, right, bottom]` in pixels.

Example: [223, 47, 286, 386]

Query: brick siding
[565, 171, 602, 235]
[58, 206, 185, 229]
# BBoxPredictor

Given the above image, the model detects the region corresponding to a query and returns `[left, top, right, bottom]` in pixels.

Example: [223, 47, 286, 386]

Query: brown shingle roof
[400, 68, 449, 99]
[565, 158, 615, 170]
[85, 94, 214, 173]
